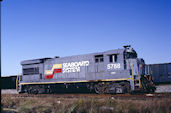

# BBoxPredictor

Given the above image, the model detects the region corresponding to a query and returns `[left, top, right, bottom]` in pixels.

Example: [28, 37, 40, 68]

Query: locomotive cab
[123, 45, 155, 92]
[124, 45, 137, 59]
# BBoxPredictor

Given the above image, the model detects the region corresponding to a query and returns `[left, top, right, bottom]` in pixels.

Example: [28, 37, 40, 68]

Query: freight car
[1, 75, 17, 89]
[146, 63, 171, 84]
[18, 45, 155, 94]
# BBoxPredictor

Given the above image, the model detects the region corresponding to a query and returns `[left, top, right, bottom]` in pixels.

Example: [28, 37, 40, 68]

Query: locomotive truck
[18, 45, 155, 94]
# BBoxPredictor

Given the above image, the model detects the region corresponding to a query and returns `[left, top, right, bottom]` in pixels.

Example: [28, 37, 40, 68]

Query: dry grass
[1, 94, 171, 113]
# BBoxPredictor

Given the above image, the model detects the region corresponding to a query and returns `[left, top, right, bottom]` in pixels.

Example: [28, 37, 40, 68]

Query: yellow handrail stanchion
[139, 64, 141, 88]
[16, 75, 21, 91]
[131, 60, 134, 81]
[19, 75, 21, 85]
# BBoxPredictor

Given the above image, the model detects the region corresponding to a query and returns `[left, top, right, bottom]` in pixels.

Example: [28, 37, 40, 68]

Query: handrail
[131, 60, 134, 81]
[16, 75, 21, 91]
[139, 64, 141, 88]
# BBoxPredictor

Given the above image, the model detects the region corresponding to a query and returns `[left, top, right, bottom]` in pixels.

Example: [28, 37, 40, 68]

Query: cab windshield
[125, 52, 137, 59]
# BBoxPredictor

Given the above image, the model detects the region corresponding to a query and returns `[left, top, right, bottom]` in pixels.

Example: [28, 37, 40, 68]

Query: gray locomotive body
[19, 46, 155, 94]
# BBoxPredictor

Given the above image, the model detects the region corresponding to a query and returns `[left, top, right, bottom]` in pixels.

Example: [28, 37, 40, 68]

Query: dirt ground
[1, 93, 171, 113]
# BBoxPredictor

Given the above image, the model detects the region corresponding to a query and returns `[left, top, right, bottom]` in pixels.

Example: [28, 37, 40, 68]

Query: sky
[1, 0, 171, 76]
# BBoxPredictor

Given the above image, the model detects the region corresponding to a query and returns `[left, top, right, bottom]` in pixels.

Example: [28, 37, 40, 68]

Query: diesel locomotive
[18, 45, 155, 94]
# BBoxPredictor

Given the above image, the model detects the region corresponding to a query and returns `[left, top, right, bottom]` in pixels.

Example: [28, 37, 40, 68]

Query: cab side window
[109, 54, 117, 63]
[95, 55, 104, 63]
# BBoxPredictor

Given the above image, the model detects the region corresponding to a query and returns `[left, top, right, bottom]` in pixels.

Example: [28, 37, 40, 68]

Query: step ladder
[134, 65, 142, 88]
[16, 75, 21, 91]
[134, 77, 141, 88]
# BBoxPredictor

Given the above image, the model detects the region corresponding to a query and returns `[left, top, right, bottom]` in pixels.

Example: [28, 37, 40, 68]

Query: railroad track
[2, 93, 171, 100]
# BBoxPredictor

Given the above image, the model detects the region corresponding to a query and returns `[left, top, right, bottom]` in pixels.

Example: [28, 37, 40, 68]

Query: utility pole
[0, 1, 2, 112]
[0, 0, 2, 78]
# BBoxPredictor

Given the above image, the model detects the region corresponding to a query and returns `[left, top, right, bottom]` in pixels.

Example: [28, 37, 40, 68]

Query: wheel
[114, 82, 130, 93]
[115, 86, 124, 93]
[94, 83, 105, 94]
[121, 82, 131, 93]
